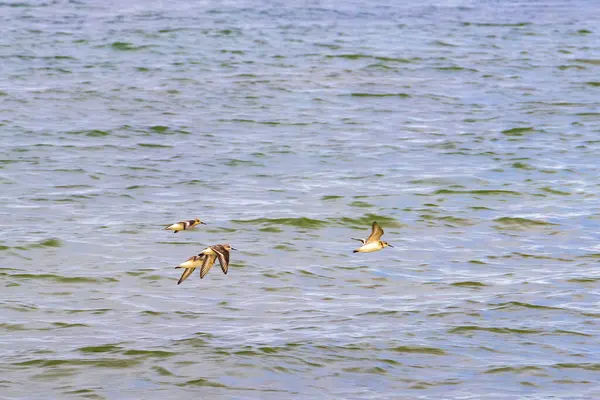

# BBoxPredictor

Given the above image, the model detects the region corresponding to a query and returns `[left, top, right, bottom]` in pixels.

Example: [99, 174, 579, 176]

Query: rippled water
[1, 1, 600, 399]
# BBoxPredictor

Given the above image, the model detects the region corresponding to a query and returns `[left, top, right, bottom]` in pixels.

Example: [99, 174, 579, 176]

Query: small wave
[433, 189, 521, 196]
[339, 214, 401, 227]
[349, 93, 411, 98]
[14, 358, 141, 369]
[10, 274, 111, 283]
[178, 378, 227, 388]
[78, 344, 123, 353]
[65, 129, 109, 137]
[484, 365, 546, 374]
[389, 346, 447, 355]
[502, 127, 535, 136]
[451, 281, 487, 287]
[448, 326, 542, 335]
[232, 217, 328, 228]
[326, 54, 416, 63]
[27, 238, 63, 248]
[137, 143, 172, 148]
[494, 217, 558, 229]
[554, 363, 600, 371]
[490, 302, 564, 311]
[420, 215, 475, 226]
[110, 42, 155, 51]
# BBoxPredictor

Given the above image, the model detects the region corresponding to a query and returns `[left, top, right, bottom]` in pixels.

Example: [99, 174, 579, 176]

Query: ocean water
[1, 1, 600, 399]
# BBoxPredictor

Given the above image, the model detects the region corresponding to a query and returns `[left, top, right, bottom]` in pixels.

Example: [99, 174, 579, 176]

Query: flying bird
[175, 244, 236, 285]
[165, 218, 206, 233]
[351, 221, 393, 253]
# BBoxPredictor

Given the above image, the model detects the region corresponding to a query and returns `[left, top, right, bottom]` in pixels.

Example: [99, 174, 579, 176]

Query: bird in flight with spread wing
[174, 244, 236, 285]
[351, 221, 393, 253]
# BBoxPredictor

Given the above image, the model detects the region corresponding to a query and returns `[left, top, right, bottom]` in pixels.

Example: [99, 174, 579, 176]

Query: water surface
[1, 1, 600, 399]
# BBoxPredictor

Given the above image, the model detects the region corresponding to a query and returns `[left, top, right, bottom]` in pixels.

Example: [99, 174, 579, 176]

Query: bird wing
[181, 220, 192, 229]
[177, 267, 196, 285]
[212, 246, 230, 275]
[200, 254, 216, 279]
[365, 221, 384, 243]
[350, 238, 366, 244]
[175, 255, 204, 285]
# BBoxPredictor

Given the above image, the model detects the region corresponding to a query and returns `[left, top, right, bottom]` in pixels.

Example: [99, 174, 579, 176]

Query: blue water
[1, 1, 600, 399]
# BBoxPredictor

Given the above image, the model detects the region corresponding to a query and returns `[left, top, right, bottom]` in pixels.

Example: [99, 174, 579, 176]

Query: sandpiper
[351, 221, 393, 253]
[165, 218, 206, 233]
[175, 244, 236, 285]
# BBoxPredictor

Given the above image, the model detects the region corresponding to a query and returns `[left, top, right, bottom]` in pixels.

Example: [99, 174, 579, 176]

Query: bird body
[165, 218, 205, 233]
[175, 244, 236, 285]
[353, 241, 387, 253]
[352, 221, 393, 253]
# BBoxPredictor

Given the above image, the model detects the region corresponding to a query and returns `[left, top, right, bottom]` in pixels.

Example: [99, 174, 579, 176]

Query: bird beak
[388, 244, 394, 248]
[231, 247, 237, 251]
[200, 222, 207, 225]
